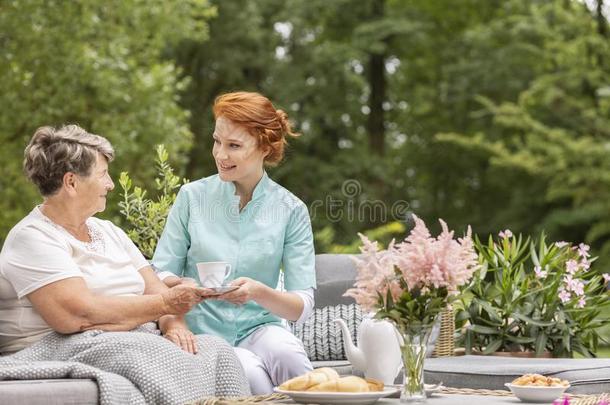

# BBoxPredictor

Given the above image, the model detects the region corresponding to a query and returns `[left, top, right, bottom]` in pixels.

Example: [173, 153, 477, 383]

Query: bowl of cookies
[275, 368, 398, 405]
[505, 373, 570, 403]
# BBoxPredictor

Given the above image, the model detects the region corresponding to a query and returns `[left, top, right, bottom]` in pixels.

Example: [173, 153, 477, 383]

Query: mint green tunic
[152, 173, 316, 345]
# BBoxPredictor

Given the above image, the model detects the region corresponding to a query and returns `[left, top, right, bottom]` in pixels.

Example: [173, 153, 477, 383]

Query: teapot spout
[334, 318, 366, 372]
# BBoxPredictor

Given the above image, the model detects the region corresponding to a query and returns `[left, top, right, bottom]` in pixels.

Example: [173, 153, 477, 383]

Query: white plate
[274, 387, 399, 405]
[505, 383, 570, 403]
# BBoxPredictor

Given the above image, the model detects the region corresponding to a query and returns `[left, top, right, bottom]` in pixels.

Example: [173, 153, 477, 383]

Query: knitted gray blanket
[0, 323, 250, 404]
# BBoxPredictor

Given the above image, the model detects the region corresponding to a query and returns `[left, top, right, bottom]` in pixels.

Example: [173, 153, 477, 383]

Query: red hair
[213, 91, 299, 165]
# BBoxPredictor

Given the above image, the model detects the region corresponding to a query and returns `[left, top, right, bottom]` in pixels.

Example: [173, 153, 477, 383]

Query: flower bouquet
[345, 215, 479, 402]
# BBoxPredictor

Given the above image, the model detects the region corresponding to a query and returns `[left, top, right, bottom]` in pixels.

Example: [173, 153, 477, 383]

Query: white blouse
[0, 206, 149, 353]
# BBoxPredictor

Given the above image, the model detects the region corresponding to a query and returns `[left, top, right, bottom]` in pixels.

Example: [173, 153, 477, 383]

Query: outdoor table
[197, 389, 608, 405]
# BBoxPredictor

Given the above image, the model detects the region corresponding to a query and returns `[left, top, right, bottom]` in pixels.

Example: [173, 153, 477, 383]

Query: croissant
[366, 378, 384, 392]
[279, 368, 340, 391]
[307, 376, 370, 392]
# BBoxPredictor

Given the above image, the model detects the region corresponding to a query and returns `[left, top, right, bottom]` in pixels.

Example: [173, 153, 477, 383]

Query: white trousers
[234, 324, 313, 394]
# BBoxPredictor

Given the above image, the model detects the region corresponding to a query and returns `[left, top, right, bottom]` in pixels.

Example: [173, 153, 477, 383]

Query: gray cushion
[291, 254, 363, 361]
[313, 254, 359, 308]
[425, 355, 610, 394]
[291, 303, 363, 361]
[0, 379, 98, 404]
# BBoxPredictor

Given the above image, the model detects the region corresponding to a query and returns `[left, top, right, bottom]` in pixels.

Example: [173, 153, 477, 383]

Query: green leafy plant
[119, 145, 187, 259]
[457, 231, 610, 358]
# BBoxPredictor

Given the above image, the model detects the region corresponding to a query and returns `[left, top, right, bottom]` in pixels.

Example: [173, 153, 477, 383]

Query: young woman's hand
[219, 277, 264, 305]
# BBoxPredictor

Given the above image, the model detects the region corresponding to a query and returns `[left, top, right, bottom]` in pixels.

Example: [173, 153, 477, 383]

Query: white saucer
[202, 285, 239, 296]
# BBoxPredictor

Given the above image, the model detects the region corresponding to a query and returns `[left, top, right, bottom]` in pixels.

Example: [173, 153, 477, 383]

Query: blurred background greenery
[1, 0, 609, 348]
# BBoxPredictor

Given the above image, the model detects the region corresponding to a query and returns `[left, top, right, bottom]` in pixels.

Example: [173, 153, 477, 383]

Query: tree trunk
[367, 0, 386, 156]
[596, 0, 608, 38]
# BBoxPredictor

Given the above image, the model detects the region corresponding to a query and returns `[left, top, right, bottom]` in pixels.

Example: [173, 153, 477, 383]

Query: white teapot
[334, 314, 403, 385]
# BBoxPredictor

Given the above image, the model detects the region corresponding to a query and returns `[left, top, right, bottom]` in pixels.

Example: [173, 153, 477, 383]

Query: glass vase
[399, 330, 431, 403]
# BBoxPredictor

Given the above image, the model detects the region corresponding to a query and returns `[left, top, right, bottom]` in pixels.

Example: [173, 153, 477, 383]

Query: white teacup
[196, 261, 231, 288]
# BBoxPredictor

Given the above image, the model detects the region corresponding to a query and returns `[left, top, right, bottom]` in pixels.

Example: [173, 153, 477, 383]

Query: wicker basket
[432, 306, 455, 358]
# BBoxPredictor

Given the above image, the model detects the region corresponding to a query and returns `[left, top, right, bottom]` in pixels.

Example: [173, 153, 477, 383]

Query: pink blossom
[558, 288, 571, 303]
[499, 229, 513, 239]
[580, 260, 590, 271]
[566, 260, 579, 275]
[577, 243, 590, 258]
[564, 275, 584, 296]
[346, 216, 479, 310]
[534, 266, 547, 278]
[577, 297, 586, 308]
[572, 280, 585, 296]
[394, 216, 479, 293]
[555, 241, 569, 248]
[603, 274, 610, 283]
[344, 233, 401, 312]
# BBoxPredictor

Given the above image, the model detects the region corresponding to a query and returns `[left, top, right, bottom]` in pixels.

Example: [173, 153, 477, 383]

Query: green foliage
[119, 145, 187, 259]
[173, 0, 609, 260]
[0, 0, 214, 243]
[458, 233, 610, 358]
[376, 280, 450, 338]
[432, 0, 610, 265]
[315, 221, 406, 253]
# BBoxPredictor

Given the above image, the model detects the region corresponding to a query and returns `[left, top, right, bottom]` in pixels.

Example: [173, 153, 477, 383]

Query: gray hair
[23, 125, 115, 196]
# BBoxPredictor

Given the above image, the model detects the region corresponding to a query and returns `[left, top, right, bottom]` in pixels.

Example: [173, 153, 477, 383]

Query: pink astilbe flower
[344, 216, 479, 311]
[603, 274, 610, 283]
[394, 216, 479, 293]
[344, 233, 401, 312]
[577, 297, 586, 309]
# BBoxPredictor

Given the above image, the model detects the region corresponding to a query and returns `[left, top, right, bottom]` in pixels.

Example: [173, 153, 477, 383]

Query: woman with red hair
[153, 92, 316, 394]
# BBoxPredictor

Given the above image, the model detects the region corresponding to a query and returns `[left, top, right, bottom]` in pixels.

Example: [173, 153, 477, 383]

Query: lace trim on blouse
[37, 208, 105, 254]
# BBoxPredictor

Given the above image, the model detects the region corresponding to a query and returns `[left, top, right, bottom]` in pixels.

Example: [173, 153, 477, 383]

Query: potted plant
[457, 229, 610, 358]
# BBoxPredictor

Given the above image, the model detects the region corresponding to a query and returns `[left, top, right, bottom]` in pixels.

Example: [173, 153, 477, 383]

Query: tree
[0, 0, 214, 240]
[436, 0, 610, 265]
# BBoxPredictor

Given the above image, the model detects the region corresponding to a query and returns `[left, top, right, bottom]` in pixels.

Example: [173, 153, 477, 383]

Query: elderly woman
[0, 125, 250, 403]
[153, 91, 316, 394]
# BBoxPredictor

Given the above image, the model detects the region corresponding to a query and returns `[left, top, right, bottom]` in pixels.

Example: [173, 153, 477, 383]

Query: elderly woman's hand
[161, 284, 207, 315]
[164, 325, 198, 354]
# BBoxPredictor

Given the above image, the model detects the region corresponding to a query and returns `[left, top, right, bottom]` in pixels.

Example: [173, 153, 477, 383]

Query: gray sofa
[2, 253, 610, 403]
